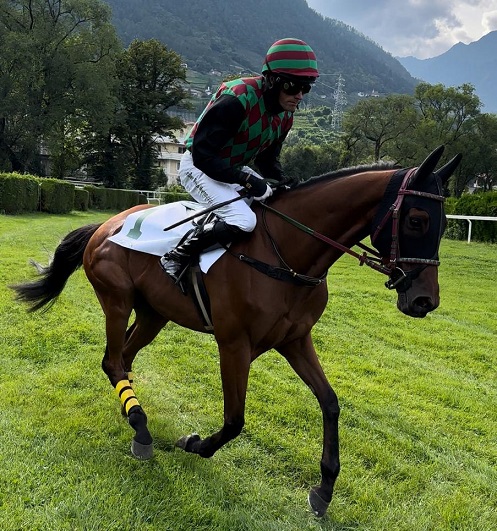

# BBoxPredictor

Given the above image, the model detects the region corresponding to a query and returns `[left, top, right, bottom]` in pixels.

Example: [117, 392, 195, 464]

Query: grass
[0, 211, 496, 530]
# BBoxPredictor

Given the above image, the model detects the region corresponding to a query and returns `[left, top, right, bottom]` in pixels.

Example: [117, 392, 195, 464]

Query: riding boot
[160, 221, 241, 279]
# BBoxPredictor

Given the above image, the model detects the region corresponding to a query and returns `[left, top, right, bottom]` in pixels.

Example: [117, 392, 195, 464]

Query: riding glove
[241, 173, 273, 201]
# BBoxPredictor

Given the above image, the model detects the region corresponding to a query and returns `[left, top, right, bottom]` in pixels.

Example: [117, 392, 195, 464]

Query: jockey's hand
[242, 174, 273, 201]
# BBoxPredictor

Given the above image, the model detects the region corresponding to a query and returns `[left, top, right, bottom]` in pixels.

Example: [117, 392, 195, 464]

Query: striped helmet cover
[262, 38, 319, 78]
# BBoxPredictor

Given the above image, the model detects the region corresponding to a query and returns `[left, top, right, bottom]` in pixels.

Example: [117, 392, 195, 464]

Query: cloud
[483, 10, 497, 32]
[306, 0, 495, 58]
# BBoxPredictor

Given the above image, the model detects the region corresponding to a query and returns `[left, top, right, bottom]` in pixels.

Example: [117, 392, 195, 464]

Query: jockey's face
[278, 88, 303, 112]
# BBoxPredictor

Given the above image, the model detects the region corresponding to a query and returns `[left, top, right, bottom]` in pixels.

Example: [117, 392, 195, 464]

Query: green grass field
[0, 211, 495, 531]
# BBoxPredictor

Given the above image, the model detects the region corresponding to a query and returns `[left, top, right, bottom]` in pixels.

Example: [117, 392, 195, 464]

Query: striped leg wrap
[116, 379, 140, 415]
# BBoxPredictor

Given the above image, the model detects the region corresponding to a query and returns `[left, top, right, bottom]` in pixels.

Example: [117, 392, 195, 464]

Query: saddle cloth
[108, 201, 226, 273]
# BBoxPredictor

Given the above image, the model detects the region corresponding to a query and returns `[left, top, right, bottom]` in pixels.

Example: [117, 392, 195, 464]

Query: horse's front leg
[277, 333, 340, 518]
[177, 342, 251, 458]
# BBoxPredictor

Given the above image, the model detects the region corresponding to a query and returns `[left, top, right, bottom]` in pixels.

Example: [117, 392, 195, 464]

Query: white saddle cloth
[108, 201, 226, 273]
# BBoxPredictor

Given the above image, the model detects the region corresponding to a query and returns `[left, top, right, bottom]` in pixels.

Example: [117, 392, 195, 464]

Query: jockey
[160, 38, 319, 279]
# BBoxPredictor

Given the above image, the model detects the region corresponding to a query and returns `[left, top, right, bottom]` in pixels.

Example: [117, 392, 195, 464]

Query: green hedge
[74, 188, 89, 211]
[39, 178, 75, 214]
[83, 186, 150, 211]
[0, 173, 39, 214]
[445, 192, 497, 242]
[1, 173, 192, 215]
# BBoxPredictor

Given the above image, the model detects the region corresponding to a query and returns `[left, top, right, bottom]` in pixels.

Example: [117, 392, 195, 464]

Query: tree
[113, 39, 189, 190]
[0, 0, 121, 174]
[341, 94, 418, 163]
[414, 83, 484, 196]
[280, 143, 344, 180]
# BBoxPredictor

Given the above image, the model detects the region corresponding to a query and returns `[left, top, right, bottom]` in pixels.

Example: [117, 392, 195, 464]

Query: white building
[154, 122, 195, 186]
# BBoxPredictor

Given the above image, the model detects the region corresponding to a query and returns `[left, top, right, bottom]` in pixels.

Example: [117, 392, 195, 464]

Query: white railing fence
[446, 215, 497, 243]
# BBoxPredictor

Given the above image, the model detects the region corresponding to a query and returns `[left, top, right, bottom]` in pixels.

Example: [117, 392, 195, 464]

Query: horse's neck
[269, 171, 392, 275]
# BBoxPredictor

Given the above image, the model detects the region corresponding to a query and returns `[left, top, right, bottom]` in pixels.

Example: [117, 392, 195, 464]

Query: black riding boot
[160, 221, 241, 279]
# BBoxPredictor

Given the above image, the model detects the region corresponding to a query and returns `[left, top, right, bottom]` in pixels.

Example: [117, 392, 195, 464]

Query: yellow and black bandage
[116, 379, 140, 415]
[127, 372, 134, 386]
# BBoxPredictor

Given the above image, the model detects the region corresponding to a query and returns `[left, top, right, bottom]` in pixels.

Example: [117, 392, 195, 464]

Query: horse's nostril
[413, 297, 435, 314]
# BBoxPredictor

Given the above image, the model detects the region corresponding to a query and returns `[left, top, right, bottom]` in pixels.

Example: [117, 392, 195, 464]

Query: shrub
[74, 188, 89, 211]
[445, 191, 497, 242]
[39, 178, 75, 214]
[0, 173, 39, 214]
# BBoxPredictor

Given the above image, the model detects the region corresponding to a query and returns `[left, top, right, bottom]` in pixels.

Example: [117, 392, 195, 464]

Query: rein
[254, 167, 446, 291]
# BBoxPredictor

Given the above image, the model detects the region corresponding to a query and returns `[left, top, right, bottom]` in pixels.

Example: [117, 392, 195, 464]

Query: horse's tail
[10, 223, 102, 313]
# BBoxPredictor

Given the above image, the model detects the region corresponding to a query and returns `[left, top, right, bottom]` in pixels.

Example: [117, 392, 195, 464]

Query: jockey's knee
[222, 210, 256, 232]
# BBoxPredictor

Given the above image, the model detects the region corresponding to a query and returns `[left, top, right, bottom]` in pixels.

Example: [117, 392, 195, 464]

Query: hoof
[176, 433, 201, 452]
[131, 438, 154, 460]
[308, 487, 330, 518]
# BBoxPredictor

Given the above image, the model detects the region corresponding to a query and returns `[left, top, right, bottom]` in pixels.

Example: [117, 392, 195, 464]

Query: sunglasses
[281, 80, 312, 95]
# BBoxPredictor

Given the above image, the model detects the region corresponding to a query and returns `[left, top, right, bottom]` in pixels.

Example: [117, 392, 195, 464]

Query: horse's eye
[409, 217, 423, 230]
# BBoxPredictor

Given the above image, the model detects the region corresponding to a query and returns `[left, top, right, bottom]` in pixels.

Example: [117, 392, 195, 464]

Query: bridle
[258, 167, 446, 292]
[370, 167, 446, 291]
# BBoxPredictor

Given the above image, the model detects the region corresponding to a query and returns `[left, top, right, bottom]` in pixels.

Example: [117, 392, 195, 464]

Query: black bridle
[255, 167, 446, 292]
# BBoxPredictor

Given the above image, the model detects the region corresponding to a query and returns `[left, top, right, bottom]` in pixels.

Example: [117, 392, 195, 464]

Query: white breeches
[179, 150, 263, 232]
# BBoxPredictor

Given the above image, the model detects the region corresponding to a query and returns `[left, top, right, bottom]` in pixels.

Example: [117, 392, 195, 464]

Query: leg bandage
[116, 379, 140, 415]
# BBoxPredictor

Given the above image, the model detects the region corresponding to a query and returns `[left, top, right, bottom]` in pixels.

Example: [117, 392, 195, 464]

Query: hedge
[0, 173, 39, 214]
[39, 178, 75, 214]
[445, 191, 497, 242]
[0, 172, 190, 215]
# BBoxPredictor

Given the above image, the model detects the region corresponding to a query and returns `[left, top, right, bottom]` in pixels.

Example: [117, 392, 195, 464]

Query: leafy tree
[449, 113, 497, 196]
[0, 0, 121, 175]
[112, 39, 189, 189]
[280, 143, 344, 180]
[341, 94, 418, 163]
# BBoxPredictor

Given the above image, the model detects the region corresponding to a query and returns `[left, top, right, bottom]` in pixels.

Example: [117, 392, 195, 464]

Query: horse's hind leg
[276, 333, 340, 518]
[121, 300, 169, 379]
[99, 292, 155, 459]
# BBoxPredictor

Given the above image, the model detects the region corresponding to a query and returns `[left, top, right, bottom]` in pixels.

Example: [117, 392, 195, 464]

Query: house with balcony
[154, 122, 195, 186]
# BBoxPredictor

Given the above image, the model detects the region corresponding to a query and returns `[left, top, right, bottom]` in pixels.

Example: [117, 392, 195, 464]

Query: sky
[306, 0, 497, 59]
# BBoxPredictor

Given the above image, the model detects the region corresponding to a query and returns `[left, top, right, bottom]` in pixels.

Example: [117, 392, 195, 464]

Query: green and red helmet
[262, 38, 319, 82]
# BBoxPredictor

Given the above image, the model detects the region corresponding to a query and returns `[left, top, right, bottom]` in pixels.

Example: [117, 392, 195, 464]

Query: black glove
[240, 173, 273, 201]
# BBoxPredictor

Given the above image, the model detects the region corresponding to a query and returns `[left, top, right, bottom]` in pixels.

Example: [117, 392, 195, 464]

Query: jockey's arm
[253, 135, 287, 181]
[190, 95, 246, 184]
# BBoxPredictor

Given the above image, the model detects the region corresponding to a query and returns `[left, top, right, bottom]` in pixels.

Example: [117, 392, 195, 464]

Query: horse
[11, 145, 461, 517]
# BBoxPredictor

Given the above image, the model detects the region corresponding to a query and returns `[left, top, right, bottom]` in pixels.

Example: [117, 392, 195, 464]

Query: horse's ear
[435, 153, 463, 185]
[410, 145, 445, 187]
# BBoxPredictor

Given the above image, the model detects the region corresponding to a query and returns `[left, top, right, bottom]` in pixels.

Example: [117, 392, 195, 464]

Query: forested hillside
[103, 0, 417, 95]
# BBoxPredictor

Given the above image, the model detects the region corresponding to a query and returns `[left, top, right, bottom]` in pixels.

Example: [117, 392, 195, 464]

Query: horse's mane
[295, 161, 399, 190]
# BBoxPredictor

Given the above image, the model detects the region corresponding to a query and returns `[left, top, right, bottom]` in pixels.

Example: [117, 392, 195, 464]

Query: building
[154, 122, 194, 186]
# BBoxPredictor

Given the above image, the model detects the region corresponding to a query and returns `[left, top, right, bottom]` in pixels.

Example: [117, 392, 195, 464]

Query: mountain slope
[103, 0, 417, 96]
[398, 31, 497, 113]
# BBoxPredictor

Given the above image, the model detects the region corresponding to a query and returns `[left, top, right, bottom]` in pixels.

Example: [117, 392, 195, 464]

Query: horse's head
[371, 146, 461, 318]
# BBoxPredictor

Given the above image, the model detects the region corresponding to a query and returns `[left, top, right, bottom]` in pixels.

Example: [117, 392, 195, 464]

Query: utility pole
[331, 74, 347, 132]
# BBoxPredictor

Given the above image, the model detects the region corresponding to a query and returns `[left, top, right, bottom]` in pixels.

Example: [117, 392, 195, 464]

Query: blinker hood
[371, 168, 445, 261]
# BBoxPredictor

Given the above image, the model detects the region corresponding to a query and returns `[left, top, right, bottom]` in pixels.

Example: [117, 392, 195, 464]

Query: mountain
[102, 0, 417, 97]
[398, 31, 497, 113]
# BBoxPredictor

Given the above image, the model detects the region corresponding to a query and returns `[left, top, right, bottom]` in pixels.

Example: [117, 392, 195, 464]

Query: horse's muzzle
[397, 293, 439, 318]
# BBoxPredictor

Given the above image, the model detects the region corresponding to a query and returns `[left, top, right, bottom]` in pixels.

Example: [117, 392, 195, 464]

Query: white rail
[446, 215, 497, 243]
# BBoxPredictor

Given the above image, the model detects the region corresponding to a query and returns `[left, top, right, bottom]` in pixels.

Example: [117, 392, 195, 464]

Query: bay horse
[11, 146, 461, 517]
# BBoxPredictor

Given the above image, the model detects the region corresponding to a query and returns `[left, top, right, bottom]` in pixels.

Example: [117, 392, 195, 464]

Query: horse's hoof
[176, 433, 201, 452]
[131, 438, 154, 460]
[308, 487, 330, 518]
